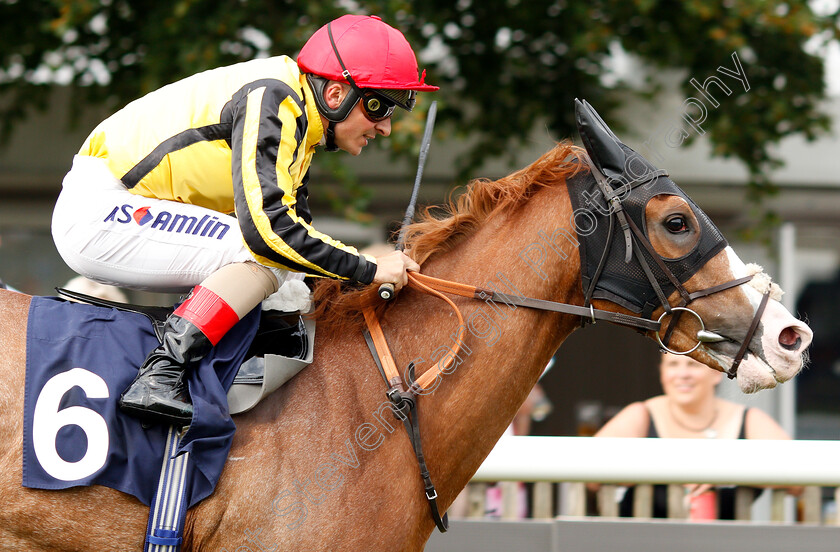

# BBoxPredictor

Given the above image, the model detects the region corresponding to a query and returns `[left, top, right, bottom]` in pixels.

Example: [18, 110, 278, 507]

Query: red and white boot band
[174, 286, 240, 346]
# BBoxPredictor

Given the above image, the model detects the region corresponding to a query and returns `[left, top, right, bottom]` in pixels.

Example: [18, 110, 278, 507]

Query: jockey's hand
[372, 251, 420, 291]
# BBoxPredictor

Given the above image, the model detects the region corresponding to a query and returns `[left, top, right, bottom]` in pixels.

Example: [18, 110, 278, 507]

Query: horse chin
[732, 355, 781, 394]
[704, 348, 781, 393]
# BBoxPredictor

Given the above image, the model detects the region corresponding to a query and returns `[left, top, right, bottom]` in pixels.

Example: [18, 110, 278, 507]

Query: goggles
[360, 90, 396, 122]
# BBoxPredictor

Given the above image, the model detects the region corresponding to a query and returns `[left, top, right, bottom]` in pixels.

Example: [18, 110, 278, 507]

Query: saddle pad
[22, 296, 259, 508]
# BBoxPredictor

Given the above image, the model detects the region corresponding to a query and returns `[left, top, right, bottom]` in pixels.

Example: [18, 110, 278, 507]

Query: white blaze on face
[721, 247, 813, 392]
[724, 247, 761, 307]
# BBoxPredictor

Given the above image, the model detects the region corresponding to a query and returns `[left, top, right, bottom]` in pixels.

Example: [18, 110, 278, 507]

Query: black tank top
[618, 407, 755, 519]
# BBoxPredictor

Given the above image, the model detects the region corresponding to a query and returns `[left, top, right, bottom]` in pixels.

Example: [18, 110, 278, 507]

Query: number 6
[32, 368, 110, 481]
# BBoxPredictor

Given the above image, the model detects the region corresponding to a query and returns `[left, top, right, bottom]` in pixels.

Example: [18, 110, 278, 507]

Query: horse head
[572, 99, 812, 392]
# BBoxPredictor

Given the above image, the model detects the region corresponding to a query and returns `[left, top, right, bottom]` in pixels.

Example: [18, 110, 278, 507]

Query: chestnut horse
[0, 116, 812, 549]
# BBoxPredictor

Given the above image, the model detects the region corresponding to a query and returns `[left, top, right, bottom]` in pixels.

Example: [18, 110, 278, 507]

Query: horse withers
[0, 101, 811, 551]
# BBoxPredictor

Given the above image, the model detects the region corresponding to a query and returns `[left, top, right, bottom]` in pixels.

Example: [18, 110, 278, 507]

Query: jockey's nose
[375, 117, 391, 137]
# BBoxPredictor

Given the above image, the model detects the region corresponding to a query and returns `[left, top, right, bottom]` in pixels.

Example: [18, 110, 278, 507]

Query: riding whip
[378, 100, 438, 301]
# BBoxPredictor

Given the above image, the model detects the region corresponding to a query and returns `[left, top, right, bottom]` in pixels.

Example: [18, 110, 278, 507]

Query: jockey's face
[323, 82, 392, 156]
[333, 97, 391, 156]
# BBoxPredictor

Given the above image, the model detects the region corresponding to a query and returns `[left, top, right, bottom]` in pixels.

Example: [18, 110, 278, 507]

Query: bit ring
[655, 307, 705, 355]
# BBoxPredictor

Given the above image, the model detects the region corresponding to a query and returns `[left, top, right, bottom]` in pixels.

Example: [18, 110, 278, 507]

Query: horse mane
[310, 141, 586, 332]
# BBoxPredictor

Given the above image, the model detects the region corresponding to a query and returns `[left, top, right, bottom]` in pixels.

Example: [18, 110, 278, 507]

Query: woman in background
[594, 352, 799, 519]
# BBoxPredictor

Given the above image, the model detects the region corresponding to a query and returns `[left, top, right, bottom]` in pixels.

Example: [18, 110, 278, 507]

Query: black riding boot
[119, 313, 212, 426]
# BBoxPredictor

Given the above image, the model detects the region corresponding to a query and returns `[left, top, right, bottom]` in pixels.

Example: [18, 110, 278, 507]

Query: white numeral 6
[32, 368, 110, 481]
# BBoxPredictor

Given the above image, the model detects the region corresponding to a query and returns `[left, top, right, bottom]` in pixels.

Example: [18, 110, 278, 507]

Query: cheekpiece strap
[325, 121, 339, 152]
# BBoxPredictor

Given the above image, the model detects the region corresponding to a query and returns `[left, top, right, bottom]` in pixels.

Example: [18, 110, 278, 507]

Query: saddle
[55, 287, 315, 415]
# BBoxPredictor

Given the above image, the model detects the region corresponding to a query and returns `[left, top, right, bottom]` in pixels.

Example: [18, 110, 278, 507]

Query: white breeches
[52, 155, 291, 293]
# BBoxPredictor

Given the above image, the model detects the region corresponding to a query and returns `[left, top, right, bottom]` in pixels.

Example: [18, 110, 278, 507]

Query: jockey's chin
[331, 103, 390, 156]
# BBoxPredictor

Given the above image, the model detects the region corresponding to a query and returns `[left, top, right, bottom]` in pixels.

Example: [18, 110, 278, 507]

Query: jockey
[51, 14, 435, 427]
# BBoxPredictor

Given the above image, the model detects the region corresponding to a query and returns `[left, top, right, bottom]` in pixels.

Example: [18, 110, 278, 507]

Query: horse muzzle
[756, 299, 813, 382]
[705, 298, 813, 392]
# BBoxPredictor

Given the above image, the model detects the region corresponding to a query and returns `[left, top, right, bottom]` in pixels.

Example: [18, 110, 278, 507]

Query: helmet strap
[325, 21, 418, 112]
[327, 22, 366, 99]
[325, 121, 339, 152]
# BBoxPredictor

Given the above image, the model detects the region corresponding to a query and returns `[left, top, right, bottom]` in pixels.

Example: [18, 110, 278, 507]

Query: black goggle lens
[361, 91, 396, 122]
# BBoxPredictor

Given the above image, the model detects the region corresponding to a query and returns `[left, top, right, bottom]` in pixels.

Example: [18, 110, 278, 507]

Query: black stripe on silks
[121, 124, 231, 188]
[231, 80, 365, 281]
[294, 171, 313, 224]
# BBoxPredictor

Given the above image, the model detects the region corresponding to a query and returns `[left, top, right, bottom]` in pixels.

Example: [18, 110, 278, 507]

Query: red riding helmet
[298, 14, 438, 132]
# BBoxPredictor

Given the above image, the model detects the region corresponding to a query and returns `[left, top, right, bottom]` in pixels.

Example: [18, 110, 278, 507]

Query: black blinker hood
[568, 99, 728, 314]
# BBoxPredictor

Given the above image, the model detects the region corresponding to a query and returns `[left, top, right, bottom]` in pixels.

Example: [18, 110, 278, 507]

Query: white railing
[474, 436, 840, 485]
[462, 436, 840, 523]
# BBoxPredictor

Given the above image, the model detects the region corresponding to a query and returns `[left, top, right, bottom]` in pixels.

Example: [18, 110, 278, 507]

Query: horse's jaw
[706, 349, 782, 393]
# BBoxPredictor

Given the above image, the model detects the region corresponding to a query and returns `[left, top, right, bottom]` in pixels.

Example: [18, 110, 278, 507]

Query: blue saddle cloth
[22, 296, 260, 508]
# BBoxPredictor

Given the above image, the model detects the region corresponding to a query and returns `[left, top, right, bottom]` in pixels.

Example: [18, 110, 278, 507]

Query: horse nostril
[779, 327, 801, 351]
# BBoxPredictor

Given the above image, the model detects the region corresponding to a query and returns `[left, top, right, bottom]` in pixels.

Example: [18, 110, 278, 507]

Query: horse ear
[575, 99, 626, 180]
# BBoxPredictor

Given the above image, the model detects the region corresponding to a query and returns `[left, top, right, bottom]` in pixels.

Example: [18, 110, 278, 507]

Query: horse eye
[664, 216, 688, 233]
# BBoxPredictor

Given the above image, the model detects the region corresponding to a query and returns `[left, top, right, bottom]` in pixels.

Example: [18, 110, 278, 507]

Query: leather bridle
[371, 164, 772, 385]
[578, 156, 771, 379]
[361, 163, 773, 533]
[366, 159, 772, 390]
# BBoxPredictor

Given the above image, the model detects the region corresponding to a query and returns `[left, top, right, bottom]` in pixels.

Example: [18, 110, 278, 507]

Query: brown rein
[364, 268, 768, 388]
[363, 273, 468, 392]
[363, 271, 667, 393]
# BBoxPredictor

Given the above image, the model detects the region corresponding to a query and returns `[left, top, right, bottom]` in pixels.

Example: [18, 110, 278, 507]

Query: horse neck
[211, 182, 584, 545]
[390, 182, 584, 506]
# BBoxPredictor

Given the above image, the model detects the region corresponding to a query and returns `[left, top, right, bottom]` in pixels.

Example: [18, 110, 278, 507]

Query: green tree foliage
[2, 0, 838, 216]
